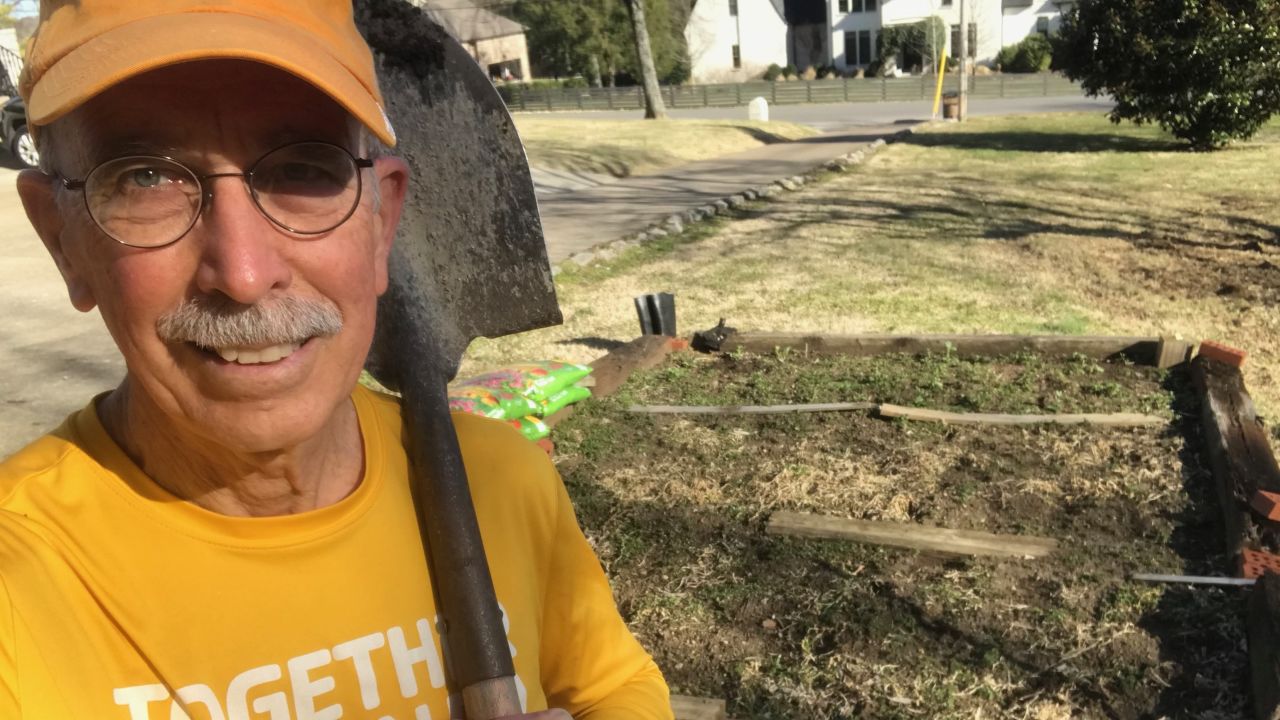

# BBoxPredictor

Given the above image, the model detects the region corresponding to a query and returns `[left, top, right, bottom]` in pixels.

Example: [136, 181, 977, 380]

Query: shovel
[355, 2, 562, 717]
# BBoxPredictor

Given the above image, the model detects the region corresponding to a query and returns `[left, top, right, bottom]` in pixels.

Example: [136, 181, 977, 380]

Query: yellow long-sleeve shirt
[0, 386, 670, 719]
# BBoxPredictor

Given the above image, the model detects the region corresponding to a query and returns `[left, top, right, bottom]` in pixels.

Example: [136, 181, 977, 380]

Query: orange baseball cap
[19, 0, 397, 146]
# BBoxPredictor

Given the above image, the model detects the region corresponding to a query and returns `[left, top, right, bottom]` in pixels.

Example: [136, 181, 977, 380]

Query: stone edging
[553, 125, 923, 273]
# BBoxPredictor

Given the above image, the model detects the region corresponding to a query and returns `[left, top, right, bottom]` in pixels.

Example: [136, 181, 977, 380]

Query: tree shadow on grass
[903, 130, 1183, 153]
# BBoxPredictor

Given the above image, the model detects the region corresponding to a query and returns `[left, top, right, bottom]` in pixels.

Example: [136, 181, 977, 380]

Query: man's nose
[192, 175, 293, 304]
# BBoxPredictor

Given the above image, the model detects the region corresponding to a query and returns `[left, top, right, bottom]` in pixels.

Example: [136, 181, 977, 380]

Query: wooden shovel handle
[461, 677, 523, 719]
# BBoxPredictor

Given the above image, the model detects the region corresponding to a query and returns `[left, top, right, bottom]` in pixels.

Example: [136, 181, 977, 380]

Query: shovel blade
[357, 0, 562, 388]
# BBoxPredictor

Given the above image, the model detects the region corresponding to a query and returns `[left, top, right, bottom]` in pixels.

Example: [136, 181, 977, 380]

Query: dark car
[1, 96, 38, 169]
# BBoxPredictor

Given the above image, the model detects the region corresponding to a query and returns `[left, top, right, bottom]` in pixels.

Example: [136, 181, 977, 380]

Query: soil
[552, 350, 1247, 719]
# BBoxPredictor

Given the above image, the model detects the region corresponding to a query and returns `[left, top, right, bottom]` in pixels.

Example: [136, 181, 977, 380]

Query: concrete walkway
[538, 123, 907, 262]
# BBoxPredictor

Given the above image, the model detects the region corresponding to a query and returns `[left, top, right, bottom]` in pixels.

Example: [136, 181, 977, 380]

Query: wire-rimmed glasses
[59, 141, 375, 248]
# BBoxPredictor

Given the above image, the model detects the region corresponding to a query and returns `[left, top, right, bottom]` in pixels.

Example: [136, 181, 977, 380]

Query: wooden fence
[499, 73, 1082, 113]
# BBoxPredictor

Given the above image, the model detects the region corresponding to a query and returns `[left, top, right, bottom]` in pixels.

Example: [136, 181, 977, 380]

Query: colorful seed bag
[448, 385, 538, 420]
[456, 361, 591, 403]
[535, 384, 592, 417]
[509, 415, 551, 441]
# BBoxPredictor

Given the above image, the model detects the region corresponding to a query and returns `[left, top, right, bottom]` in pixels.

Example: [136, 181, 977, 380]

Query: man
[0, 1, 671, 718]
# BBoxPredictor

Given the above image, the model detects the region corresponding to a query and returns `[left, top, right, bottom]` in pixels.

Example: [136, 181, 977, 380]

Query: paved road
[0, 163, 124, 457]
[536, 95, 1114, 261]
[0, 94, 1113, 456]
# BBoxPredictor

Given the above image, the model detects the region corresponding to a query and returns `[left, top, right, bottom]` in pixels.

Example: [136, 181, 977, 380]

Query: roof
[413, 0, 526, 43]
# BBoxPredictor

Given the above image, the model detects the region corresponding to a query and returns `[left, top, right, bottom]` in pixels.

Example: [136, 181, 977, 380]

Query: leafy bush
[763, 63, 783, 81]
[783, 64, 798, 78]
[996, 34, 1053, 73]
[865, 59, 885, 78]
[1056, 0, 1280, 150]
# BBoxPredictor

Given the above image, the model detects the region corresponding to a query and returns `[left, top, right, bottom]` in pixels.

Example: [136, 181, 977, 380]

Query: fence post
[771, 82, 777, 104]
[637, 85, 644, 109]
[519, 88, 527, 111]
[736, 83, 742, 106]
[702, 84, 709, 107]
[881, 76, 887, 101]
[1043, 72, 1050, 96]
[546, 89, 553, 111]
[607, 87, 614, 109]
[1000, 74, 1005, 98]
[844, 77, 850, 101]
[577, 90, 584, 110]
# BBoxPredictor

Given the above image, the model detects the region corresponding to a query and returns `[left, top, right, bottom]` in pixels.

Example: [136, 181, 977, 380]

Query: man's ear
[371, 155, 409, 296]
[17, 169, 97, 312]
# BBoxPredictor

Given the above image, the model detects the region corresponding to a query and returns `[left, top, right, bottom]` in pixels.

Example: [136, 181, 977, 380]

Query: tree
[1055, 0, 1280, 150]
[622, 0, 667, 118]
[512, 0, 686, 87]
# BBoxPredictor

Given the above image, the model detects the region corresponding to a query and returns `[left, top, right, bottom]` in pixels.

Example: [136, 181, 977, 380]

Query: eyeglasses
[59, 141, 375, 248]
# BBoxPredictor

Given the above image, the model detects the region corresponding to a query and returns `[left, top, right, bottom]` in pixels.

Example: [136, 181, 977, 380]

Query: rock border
[553, 126, 923, 273]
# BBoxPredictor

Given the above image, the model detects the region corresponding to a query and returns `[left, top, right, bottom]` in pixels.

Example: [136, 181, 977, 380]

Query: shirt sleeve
[536, 474, 673, 720]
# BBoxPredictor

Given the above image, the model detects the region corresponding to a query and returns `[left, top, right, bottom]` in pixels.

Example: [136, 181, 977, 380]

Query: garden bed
[553, 341, 1247, 719]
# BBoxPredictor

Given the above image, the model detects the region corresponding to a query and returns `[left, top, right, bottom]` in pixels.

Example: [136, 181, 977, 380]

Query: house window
[838, 0, 849, 12]
[858, 29, 873, 65]
[732, 44, 742, 68]
[844, 29, 875, 65]
[864, 0, 877, 10]
[729, 0, 738, 16]
[1036, 16, 1050, 36]
[941, 0, 952, 5]
[950, 23, 977, 57]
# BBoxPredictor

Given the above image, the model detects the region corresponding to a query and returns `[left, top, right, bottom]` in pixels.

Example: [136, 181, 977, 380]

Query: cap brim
[28, 12, 396, 146]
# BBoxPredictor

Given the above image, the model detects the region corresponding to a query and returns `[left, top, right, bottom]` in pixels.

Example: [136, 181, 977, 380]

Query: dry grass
[554, 351, 1243, 718]
[512, 117, 819, 177]
[465, 113, 1280, 422]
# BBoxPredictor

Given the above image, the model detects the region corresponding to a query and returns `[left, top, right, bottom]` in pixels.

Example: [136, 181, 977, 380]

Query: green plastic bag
[457, 361, 591, 403]
[535, 384, 592, 417]
[508, 415, 550, 441]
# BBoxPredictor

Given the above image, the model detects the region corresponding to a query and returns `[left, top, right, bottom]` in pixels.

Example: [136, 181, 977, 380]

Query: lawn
[512, 117, 819, 177]
[552, 349, 1238, 719]
[464, 113, 1280, 423]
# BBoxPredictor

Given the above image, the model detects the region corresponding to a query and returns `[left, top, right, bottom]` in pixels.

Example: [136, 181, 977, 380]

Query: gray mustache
[156, 295, 344, 348]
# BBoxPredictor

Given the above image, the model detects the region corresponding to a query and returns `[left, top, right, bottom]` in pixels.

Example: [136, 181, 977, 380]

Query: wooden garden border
[554, 330, 1280, 719]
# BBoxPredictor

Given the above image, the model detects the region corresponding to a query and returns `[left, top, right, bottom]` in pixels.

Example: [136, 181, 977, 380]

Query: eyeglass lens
[84, 142, 362, 248]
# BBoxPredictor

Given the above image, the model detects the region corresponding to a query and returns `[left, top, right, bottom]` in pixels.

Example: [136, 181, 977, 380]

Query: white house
[686, 0, 789, 83]
[828, 0, 1071, 72]
[412, 0, 532, 80]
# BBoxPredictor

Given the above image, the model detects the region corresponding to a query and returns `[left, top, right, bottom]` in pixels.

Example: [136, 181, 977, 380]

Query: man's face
[23, 60, 407, 452]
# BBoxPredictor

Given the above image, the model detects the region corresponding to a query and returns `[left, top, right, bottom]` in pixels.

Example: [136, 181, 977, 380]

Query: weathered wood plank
[766, 511, 1058, 559]
[1156, 337, 1194, 369]
[1249, 573, 1280, 720]
[627, 402, 877, 415]
[877, 404, 1165, 427]
[671, 694, 726, 720]
[1191, 356, 1280, 558]
[545, 335, 680, 428]
[723, 332, 1161, 364]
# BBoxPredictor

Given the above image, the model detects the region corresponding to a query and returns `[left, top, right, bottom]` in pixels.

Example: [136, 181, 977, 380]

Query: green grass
[463, 113, 1280, 421]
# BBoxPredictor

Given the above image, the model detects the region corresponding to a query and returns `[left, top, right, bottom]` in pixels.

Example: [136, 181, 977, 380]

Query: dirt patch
[553, 350, 1245, 719]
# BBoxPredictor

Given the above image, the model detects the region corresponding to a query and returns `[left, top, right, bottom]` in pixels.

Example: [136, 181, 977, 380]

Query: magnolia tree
[1055, 0, 1280, 150]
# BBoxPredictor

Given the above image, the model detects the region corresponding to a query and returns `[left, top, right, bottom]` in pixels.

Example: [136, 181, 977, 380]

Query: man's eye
[279, 163, 324, 182]
[128, 168, 178, 188]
